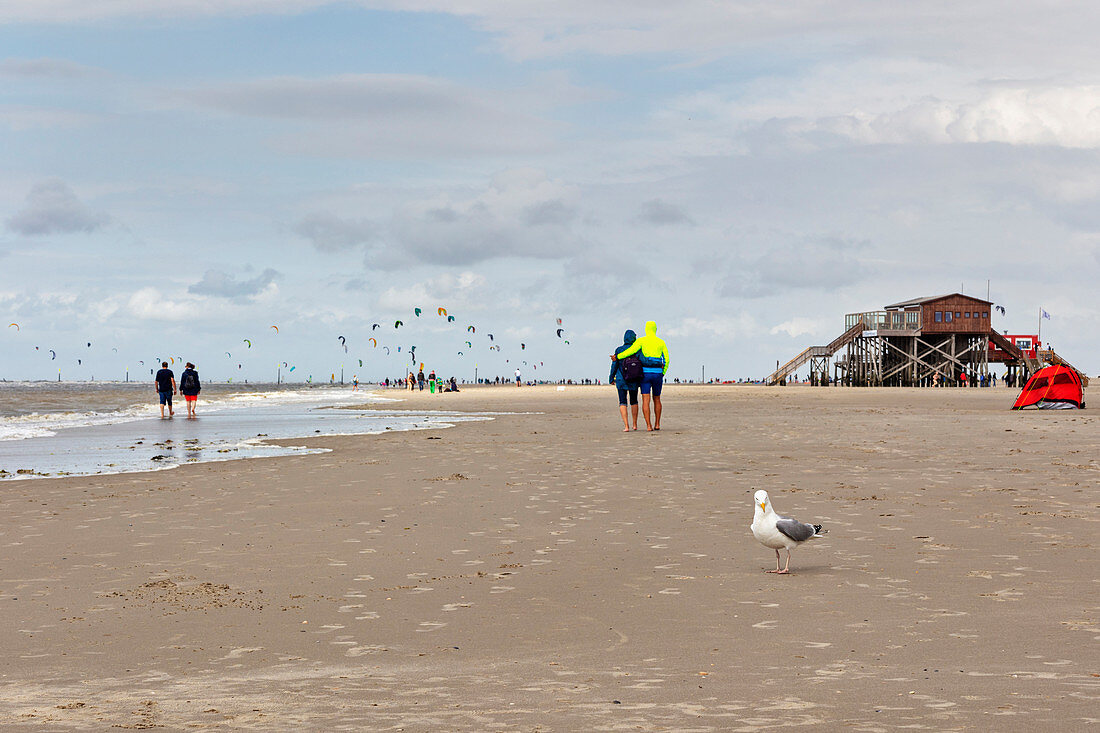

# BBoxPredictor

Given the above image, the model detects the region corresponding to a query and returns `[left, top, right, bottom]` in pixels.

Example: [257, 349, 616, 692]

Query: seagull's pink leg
[766, 548, 783, 573]
[774, 550, 792, 575]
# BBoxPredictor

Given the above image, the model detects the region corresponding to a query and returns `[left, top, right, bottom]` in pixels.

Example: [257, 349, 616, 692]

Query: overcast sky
[2, 1, 1098, 382]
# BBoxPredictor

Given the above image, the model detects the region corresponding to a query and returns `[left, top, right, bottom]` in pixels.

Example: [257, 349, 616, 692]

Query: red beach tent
[1011, 364, 1084, 410]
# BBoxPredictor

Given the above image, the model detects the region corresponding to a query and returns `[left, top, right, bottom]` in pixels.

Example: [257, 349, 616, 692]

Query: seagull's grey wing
[775, 518, 815, 542]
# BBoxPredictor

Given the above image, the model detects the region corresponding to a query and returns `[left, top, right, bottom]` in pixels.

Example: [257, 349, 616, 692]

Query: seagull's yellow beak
[759, 502, 767, 512]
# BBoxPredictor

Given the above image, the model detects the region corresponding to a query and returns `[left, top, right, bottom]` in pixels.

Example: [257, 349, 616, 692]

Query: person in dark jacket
[154, 361, 176, 419]
[178, 362, 201, 419]
[609, 329, 641, 431]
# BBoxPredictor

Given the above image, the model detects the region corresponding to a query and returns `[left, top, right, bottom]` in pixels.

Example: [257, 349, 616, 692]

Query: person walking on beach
[178, 362, 201, 419]
[515, 367, 522, 386]
[612, 320, 669, 431]
[417, 368, 426, 391]
[154, 361, 176, 418]
[609, 329, 643, 432]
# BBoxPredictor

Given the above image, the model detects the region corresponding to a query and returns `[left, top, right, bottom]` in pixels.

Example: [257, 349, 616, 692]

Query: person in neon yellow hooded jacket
[613, 320, 668, 430]
[615, 320, 669, 374]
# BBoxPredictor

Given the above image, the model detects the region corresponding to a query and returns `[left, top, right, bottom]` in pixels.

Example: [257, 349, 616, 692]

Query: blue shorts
[616, 385, 639, 406]
[639, 372, 663, 396]
[158, 391, 173, 405]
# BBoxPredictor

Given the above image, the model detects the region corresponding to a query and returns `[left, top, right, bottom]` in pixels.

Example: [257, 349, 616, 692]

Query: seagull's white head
[753, 489, 770, 515]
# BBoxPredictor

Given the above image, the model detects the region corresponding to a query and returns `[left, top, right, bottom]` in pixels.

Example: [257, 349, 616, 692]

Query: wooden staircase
[767, 322, 864, 385]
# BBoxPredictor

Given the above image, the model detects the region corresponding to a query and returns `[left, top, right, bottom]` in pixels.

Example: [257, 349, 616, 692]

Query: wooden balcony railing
[844, 311, 921, 331]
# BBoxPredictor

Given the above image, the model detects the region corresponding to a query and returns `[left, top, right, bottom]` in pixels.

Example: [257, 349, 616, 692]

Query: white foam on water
[0, 387, 494, 480]
[0, 386, 395, 442]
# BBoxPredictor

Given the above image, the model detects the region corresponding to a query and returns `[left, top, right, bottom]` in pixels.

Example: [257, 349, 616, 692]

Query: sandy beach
[1, 384, 1096, 730]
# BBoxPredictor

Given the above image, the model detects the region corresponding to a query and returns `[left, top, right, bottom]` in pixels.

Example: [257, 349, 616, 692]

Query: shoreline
[1, 384, 1096, 729]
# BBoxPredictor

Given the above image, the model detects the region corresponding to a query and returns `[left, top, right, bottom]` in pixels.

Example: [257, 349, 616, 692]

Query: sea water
[0, 381, 489, 480]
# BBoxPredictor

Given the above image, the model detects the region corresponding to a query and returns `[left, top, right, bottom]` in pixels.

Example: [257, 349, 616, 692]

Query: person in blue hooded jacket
[613, 320, 669, 431]
[609, 329, 641, 431]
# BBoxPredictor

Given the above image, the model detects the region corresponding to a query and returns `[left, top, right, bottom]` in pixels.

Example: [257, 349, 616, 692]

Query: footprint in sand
[442, 602, 472, 612]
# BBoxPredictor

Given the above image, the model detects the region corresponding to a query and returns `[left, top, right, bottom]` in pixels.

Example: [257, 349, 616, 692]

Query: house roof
[884, 293, 992, 309]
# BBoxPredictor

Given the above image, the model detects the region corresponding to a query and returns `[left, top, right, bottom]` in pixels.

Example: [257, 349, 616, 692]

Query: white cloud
[7, 2, 1100, 79]
[376, 271, 488, 313]
[790, 86, 1100, 149]
[769, 317, 826, 339]
[126, 287, 204, 321]
[666, 314, 760, 341]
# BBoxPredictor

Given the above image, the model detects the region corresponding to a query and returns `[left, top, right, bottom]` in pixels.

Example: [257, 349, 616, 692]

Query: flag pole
[1037, 307, 1041, 345]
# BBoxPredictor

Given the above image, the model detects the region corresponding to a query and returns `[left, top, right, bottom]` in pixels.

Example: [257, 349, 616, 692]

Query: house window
[955, 312, 961, 318]
[945, 312, 953, 322]
[964, 312, 970, 318]
[935, 311, 943, 323]
[983, 312, 989, 318]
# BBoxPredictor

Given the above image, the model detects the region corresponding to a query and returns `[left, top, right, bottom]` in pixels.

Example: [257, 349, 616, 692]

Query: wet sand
[1, 384, 1097, 730]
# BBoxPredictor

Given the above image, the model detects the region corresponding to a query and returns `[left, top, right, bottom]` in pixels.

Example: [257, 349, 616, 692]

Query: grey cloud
[344, 277, 367, 291]
[0, 57, 103, 79]
[379, 203, 581, 270]
[636, 199, 693, 226]
[427, 207, 461, 223]
[188, 268, 280, 300]
[181, 74, 556, 158]
[6, 180, 108, 236]
[368, 172, 584, 269]
[718, 237, 870, 299]
[293, 212, 375, 253]
[522, 199, 576, 226]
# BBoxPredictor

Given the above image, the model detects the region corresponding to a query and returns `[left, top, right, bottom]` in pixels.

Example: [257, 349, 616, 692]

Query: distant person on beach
[417, 369, 426, 391]
[154, 361, 176, 418]
[612, 320, 669, 431]
[609, 329, 642, 432]
[515, 367, 522, 386]
[178, 362, 201, 419]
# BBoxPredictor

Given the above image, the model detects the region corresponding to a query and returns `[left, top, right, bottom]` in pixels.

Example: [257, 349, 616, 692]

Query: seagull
[751, 489, 827, 574]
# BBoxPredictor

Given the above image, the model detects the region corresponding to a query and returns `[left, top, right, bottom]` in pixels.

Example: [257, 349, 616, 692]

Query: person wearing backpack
[609, 329, 643, 432]
[612, 320, 669, 431]
[179, 362, 202, 419]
